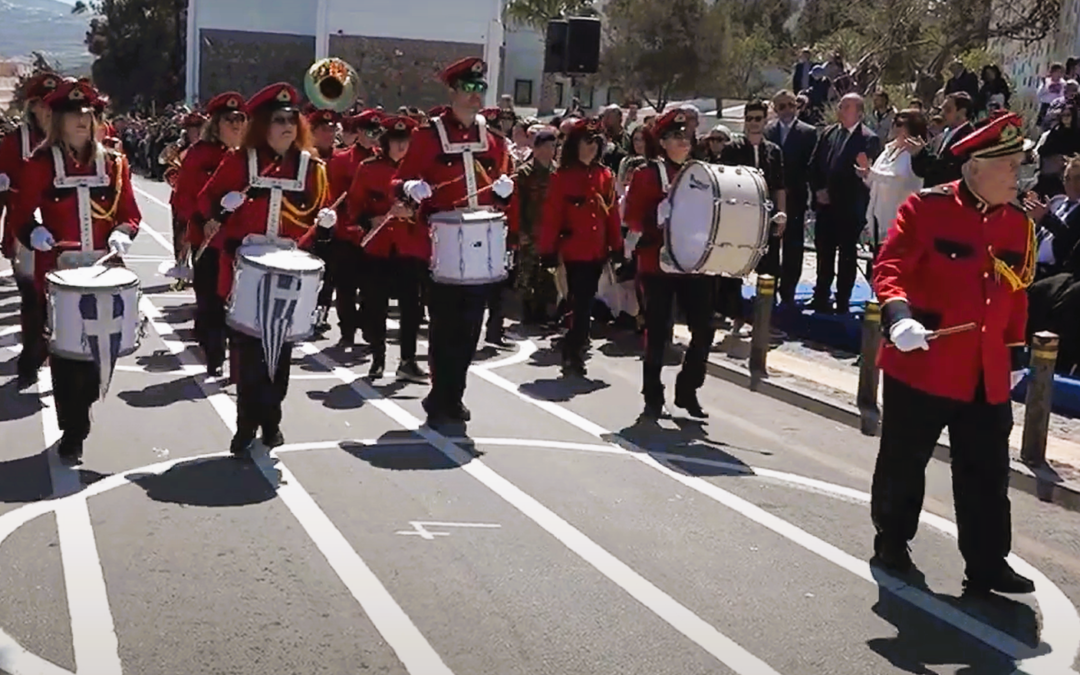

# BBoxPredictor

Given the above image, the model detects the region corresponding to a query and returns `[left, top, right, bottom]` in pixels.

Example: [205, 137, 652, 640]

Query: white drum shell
[429, 209, 508, 285]
[46, 266, 141, 362]
[226, 243, 325, 341]
[662, 161, 771, 277]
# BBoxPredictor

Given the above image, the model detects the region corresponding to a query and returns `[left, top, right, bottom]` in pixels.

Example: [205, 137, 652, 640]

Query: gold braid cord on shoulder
[992, 216, 1037, 292]
[281, 161, 329, 230]
[90, 152, 125, 223]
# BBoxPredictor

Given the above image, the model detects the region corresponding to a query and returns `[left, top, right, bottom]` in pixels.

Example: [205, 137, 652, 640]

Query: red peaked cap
[307, 108, 342, 127]
[438, 57, 486, 87]
[246, 82, 300, 115]
[381, 115, 418, 137]
[949, 111, 1028, 160]
[42, 78, 100, 113]
[343, 109, 383, 131]
[205, 91, 248, 116]
[24, 72, 61, 101]
[653, 109, 692, 138]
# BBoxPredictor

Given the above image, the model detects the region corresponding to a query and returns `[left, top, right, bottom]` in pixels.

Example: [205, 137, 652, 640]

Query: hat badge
[674, 113, 686, 123]
[70, 87, 84, 101]
[43, 77, 56, 89]
[227, 97, 238, 108]
[1000, 124, 1019, 143]
[471, 60, 484, 74]
[395, 121, 406, 130]
[276, 88, 291, 102]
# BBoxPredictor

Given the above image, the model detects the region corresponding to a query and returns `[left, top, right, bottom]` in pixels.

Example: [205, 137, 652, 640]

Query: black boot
[963, 563, 1036, 595]
[674, 387, 707, 418]
[368, 353, 385, 379]
[57, 433, 84, 463]
[642, 382, 665, 420]
[230, 427, 256, 457]
[871, 534, 914, 574]
[261, 426, 285, 449]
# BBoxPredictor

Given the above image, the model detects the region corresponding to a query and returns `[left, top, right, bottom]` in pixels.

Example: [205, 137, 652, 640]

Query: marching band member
[306, 107, 342, 333]
[344, 115, 428, 381]
[871, 113, 1035, 594]
[507, 125, 558, 325]
[10, 79, 141, 461]
[393, 57, 513, 424]
[328, 109, 383, 205]
[164, 111, 206, 261]
[624, 109, 715, 420]
[196, 83, 332, 456]
[0, 72, 59, 388]
[173, 91, 248, 377]
[537, 117, 623, 376]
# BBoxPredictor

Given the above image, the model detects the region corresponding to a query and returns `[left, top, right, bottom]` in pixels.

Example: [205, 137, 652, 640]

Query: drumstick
[359, 213, 395, 249]
[89, 250, 121, 277]
[194, 161, 284, 262]
[926, 322, 978, 340]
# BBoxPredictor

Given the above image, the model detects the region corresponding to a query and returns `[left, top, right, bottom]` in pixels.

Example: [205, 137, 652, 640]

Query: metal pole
[749, 274, 774, 391]
[1021, 331, 1059, 467]
[857, 300, 881, 435]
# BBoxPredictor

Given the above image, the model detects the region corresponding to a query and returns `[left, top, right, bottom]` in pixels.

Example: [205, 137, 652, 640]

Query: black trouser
[871, 374, 1013, 579]
[778, 199, 808, 304]
[171, 214, 186, 261]
[232, 332, 292, 436]
[17, 277, 47, 378]
[813, 203, 864, 310]
[51, 355, 100, 440]
[193, 247, 226, 370]
[486, 279, 506, 339]
[364, 255, 425, 361]
[314, 236, 336, 311]
[714, 277, 743, 320]
[427, 282, 491, 411]
[563, 260, 605, 360]
[334, 243, 365, 340]
[642, 274, 716, 400]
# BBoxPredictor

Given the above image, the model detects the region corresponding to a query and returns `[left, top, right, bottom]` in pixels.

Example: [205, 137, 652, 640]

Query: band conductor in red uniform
[871, 112, 1037, 594]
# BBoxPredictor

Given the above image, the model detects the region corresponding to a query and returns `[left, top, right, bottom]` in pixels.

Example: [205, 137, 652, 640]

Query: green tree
[71, 0, 186, 112]
[504, 0, 595, 115]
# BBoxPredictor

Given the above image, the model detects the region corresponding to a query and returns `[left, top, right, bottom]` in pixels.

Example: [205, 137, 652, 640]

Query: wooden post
[857, 300, 881, 436]
[749, 274, 774, 391]
[1021, 332, 1059, 467]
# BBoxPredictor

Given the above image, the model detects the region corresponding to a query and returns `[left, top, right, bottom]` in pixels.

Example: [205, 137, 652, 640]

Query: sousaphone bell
[304, 58, 360, 113]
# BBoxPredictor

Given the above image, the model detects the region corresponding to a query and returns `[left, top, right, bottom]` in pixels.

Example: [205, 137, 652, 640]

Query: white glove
[889, 318, 931, 353]
[220, 191, 245, 212]
[656, 199, 672, 227]
[771, 212, 787, 225]
[107, 230, 132, 255]
[492, 174, 515, 199]
[1011, 370, 1026, 390]
[404, 180, 433, 202]
[316, 207, 337, 229]
[0, 173, 9, 192]
[30, 226, 55, 252]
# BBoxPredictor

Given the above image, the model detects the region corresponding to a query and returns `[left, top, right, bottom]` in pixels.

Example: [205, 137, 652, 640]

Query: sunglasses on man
[457, 81, 488, 94]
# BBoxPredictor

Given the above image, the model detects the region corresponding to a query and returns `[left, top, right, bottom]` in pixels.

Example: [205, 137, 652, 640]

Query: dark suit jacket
[1039, 195, 1080, 273]
[910, 121, 974, 187]
[792, 61, 811, 95]
[809, 122, 882, 221]
[765, 118, 817, 211]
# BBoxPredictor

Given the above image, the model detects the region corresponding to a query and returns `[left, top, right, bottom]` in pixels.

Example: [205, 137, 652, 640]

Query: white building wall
[193, 0, 317, 36]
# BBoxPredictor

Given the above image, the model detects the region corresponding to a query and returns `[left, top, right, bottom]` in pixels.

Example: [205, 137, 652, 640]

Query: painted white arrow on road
[396, 521, 502, 540]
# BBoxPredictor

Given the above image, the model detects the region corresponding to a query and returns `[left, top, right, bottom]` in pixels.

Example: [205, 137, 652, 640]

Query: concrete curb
[702, 355, 1080, 513]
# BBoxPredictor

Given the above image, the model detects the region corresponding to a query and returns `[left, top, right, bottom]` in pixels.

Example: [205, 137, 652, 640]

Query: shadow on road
[117, 374, 207, 408]
[128, 457, 274, 507]
[519, 376, 609, 403]
[0, 377, 43, 423]
[607, 416, 765, 478]
[340, 428, 481, 471]
[0, 450, 52, 503]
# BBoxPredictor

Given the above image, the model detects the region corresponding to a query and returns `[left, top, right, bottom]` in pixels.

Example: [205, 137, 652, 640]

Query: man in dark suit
[792, 48, 813, 94]
[766, 89, 818, 306]
[910, 92, 975, 187]
[808, 93, 882, 313]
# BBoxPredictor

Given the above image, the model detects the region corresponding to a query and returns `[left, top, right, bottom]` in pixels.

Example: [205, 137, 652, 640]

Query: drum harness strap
[433, 114, 493, 279]
[247, 148, 312, 239]
[52, 144, 113, 252]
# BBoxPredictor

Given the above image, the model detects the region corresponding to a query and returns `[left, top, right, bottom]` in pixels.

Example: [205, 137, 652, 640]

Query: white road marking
[296, 341, 782, 675]
[0, 268, 12, 279]
[471, 340, 1080, 675]
[34, 368, 123, 675]
[138, 297, 455, 675]
[396, 521, 501, 540]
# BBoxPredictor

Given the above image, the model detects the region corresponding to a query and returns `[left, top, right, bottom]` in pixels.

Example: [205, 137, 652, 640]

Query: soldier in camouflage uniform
[510, 127, 559, 324]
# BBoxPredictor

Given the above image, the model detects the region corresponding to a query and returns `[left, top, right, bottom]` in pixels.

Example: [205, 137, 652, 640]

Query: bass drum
[661, 161, 770, 277]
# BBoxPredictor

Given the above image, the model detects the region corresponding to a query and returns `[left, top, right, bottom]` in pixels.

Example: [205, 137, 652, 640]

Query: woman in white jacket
[856, 109, 926, 272]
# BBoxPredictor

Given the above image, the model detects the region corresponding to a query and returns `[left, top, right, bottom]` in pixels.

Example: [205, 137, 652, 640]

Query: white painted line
[139, 296, 455, 675]
[396, 521, 501, 539]
[470, 341, 1080, 674]
[0, 268, 12, 279]
[133, 184, 171, 210]
[273, 437, 622, 455]
[35, 367, 123, 674]
[296, 341, 781, 675]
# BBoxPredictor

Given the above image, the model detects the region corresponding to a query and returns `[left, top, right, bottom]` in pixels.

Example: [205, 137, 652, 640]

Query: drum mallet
[89, 249, 121, 277]
[926, 322, 978, 340]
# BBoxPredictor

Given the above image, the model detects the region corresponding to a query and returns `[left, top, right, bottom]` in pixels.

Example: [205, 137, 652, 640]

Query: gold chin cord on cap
[992, 217, 1036, 291]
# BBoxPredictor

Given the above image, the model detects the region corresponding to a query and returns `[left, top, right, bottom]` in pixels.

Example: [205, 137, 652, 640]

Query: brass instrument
[159, 138, 187, 188]
[304, 58, 360, 113]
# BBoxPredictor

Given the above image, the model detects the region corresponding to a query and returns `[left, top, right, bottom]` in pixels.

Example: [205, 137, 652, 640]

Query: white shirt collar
[844, 123, 860, 134]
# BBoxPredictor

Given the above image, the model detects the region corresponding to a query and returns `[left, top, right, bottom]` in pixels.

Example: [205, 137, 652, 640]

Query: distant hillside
[0, 0, 92, 74]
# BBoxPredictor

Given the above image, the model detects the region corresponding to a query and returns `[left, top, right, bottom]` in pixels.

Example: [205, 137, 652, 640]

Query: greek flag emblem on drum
[258, 273, 299, 378]
[79, 292, 125, 398]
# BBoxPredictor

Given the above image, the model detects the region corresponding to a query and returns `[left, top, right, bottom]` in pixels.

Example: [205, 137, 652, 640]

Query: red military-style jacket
[623, 158, 682, 275]
[328, 143, 374, 216]
[174, 139, 229, 248]
[9, 144, 141, 291]
[873, 180, 1031, 405]
[392, 111, 510, 225]
[0, 123, 46, 258]
[196, 145, 329, 299]
[344, 154, 431, 261]
[537, 161, 622, 262]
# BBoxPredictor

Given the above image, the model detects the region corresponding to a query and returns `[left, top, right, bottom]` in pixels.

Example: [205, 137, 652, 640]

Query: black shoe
[641, 398, 665, 420]
[963, 564, 1036, 595]
[448, 401, 472, 422]
[57, 433, 84, 463]
[16, 369, 38, 390]
[230, 430, 255, 457]
[486, 334, 510, 349]
[396, 359, 428, 383]
[561, 357, 586, 377]
[207, 361, 224, 378]
[261, 426, 285, 449]
[338, 334, 355, 348]
[871, 536, 914, 574]
[369, 355, 385, 379]
[422, 395, 450, 425]
[674, 389, 707, 418]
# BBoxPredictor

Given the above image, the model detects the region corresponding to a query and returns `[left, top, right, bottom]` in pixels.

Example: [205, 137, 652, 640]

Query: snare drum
[661, 161, 770, 277]
[429, 209, 508, 285]
[46, 266, 141, 361]
[226, 241, 324, 342]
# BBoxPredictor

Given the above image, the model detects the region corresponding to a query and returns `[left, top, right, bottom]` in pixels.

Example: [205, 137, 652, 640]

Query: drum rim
[45, 269, 141, 290]
[234, 253, 325, 275]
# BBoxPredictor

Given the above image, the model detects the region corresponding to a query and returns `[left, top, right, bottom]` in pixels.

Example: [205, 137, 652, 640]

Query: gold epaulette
[992, 215, 1037, 291]
[918, 184, 953, 197]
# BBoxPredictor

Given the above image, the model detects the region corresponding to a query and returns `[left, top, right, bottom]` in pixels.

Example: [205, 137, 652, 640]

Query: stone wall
[329, 34, 483, 111]
[198, 29, 315, 103]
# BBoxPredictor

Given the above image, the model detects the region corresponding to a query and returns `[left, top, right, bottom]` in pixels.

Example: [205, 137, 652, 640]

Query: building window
[554, 82, 564, 108]
[572, 84, 594, 109]
[606, 86, 624, 106]
[514, 79, 533, 106]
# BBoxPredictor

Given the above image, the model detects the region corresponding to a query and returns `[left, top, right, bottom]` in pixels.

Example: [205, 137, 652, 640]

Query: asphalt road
[0, 176, 1079, 675]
